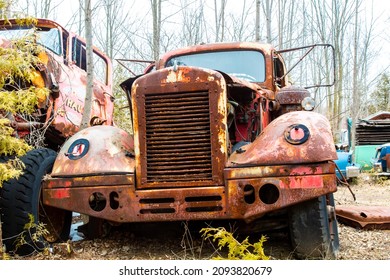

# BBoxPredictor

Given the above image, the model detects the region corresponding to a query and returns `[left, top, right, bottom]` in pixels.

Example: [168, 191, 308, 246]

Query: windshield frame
[165, 49, 266, 83]
[0, 25, 62, 56]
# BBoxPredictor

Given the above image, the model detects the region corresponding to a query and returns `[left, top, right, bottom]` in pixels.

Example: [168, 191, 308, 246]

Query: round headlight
[301, 96, 316, 111]
[284, 124, 310, 145]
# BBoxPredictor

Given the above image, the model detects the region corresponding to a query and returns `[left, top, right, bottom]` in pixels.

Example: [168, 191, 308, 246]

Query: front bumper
[42, 162, 336, 223]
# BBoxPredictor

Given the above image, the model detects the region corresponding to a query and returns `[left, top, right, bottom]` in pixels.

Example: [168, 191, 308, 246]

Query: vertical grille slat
[144, 91, 212, 183]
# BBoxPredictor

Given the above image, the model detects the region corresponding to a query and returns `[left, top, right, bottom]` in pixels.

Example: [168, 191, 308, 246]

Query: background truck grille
[144, 91, 212, 183]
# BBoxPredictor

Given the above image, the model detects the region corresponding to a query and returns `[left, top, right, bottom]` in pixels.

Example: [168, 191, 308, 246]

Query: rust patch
[227, 111, 337, 166]
[225, 162, 332, 179]
[51, 126, 134, 177]
[132, 67, 227, 189]
[336, 205, 390, 230]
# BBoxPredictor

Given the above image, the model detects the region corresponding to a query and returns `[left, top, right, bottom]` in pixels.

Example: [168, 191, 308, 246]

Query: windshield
[166, 50, 265, 82]
[0, 26, 62, 55]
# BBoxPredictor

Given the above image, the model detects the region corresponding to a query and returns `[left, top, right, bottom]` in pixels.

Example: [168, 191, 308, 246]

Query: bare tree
[93, 0, 132, 60]
[255, 0, 260, 41]
[151, 0, 162, 61]
[262, 0, 272, 43]
[307, 0, 354, 131]
[214, 0, 226, 42]
[180, 0, 206, 45]
[78, 0, 83, 36]
[350, 0, 361, 151]
[227, 0, 255, 42]
[14, 0, 62, 18]
[80, 0, 94, 129]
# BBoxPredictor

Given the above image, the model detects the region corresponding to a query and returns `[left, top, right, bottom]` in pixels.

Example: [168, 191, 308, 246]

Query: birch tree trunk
[80, 0, 94, 129]
[105, 0, 114, 59]
[151, 0, 161, 61]
[78, 0, 84, 48]
[214, 0, 226, 42]
[351, 0, 360, 152]
[262, 0, 272, 43]
[255, 0, 260, 42]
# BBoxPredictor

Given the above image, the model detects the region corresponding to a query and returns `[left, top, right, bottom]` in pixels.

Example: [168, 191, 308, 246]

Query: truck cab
[0, 18, 114, 148]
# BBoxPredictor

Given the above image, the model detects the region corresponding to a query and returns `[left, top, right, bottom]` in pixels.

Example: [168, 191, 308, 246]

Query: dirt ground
[24, 174, 390, 260]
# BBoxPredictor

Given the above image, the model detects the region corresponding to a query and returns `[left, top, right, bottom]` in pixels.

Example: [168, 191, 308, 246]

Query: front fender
[227, 111, 337, 166]
[51, 126, 134, 177]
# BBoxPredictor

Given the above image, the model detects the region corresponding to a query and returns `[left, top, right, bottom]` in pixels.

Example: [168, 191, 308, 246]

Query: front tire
[288, 194, 339, 259]
[0, 148, 72, 255]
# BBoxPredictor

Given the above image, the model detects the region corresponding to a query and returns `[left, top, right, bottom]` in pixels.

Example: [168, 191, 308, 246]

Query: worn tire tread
[289, 195, 339, 259]
[0, 148, 58, 254]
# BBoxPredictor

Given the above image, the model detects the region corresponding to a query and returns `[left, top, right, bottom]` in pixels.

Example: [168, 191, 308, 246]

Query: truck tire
[0, 148, 72, 255]
[288, 194, 339, 259]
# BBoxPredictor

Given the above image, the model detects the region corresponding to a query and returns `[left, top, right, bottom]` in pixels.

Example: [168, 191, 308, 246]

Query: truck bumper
[42, 162, 336, 223]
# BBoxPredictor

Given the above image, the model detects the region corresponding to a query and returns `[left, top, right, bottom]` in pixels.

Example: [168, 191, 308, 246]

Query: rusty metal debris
[336, 205, 390, 230]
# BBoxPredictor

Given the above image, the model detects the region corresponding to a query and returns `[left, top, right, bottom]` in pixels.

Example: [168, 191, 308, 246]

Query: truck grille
[144, 91, 212, 183]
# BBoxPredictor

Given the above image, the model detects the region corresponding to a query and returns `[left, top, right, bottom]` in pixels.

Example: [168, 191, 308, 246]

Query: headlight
[301, 96, 315, 111]
[284, 124, 310, 145]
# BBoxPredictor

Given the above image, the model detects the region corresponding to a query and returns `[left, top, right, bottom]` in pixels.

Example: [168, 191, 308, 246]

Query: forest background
[7, 0, 390, 141]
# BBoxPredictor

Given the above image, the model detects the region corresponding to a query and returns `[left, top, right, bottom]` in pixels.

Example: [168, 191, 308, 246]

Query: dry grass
[334, 174, 390, 260]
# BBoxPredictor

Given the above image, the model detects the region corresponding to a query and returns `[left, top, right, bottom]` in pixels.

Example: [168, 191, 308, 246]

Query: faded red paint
[289, 166, 323, 176]
[289, 127, 305, 141]
[50, 188, 71, 199]
[280, 176, 324, 189]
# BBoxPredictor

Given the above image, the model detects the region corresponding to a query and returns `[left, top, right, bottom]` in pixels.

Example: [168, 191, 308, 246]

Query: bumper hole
[244, 184, 255, 204]
[259, 184, 279, 204]
[89, 192, 106, 212]
[110, 191, 119, 210]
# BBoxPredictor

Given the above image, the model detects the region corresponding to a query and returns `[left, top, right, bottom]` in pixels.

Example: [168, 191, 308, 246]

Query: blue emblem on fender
[66, 138, 90, 160]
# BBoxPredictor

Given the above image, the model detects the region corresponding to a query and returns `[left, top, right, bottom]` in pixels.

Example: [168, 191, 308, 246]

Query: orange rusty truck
[3, 41, 339, 259]
[0, 18, 114, 254]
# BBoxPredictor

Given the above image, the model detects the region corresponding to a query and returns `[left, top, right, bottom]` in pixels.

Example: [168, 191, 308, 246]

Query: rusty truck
[0, 18, 114, 254]
[5, 41, 339, 259]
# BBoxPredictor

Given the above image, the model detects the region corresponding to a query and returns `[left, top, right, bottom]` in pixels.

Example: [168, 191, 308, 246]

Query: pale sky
[14, 0, 390, 81]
